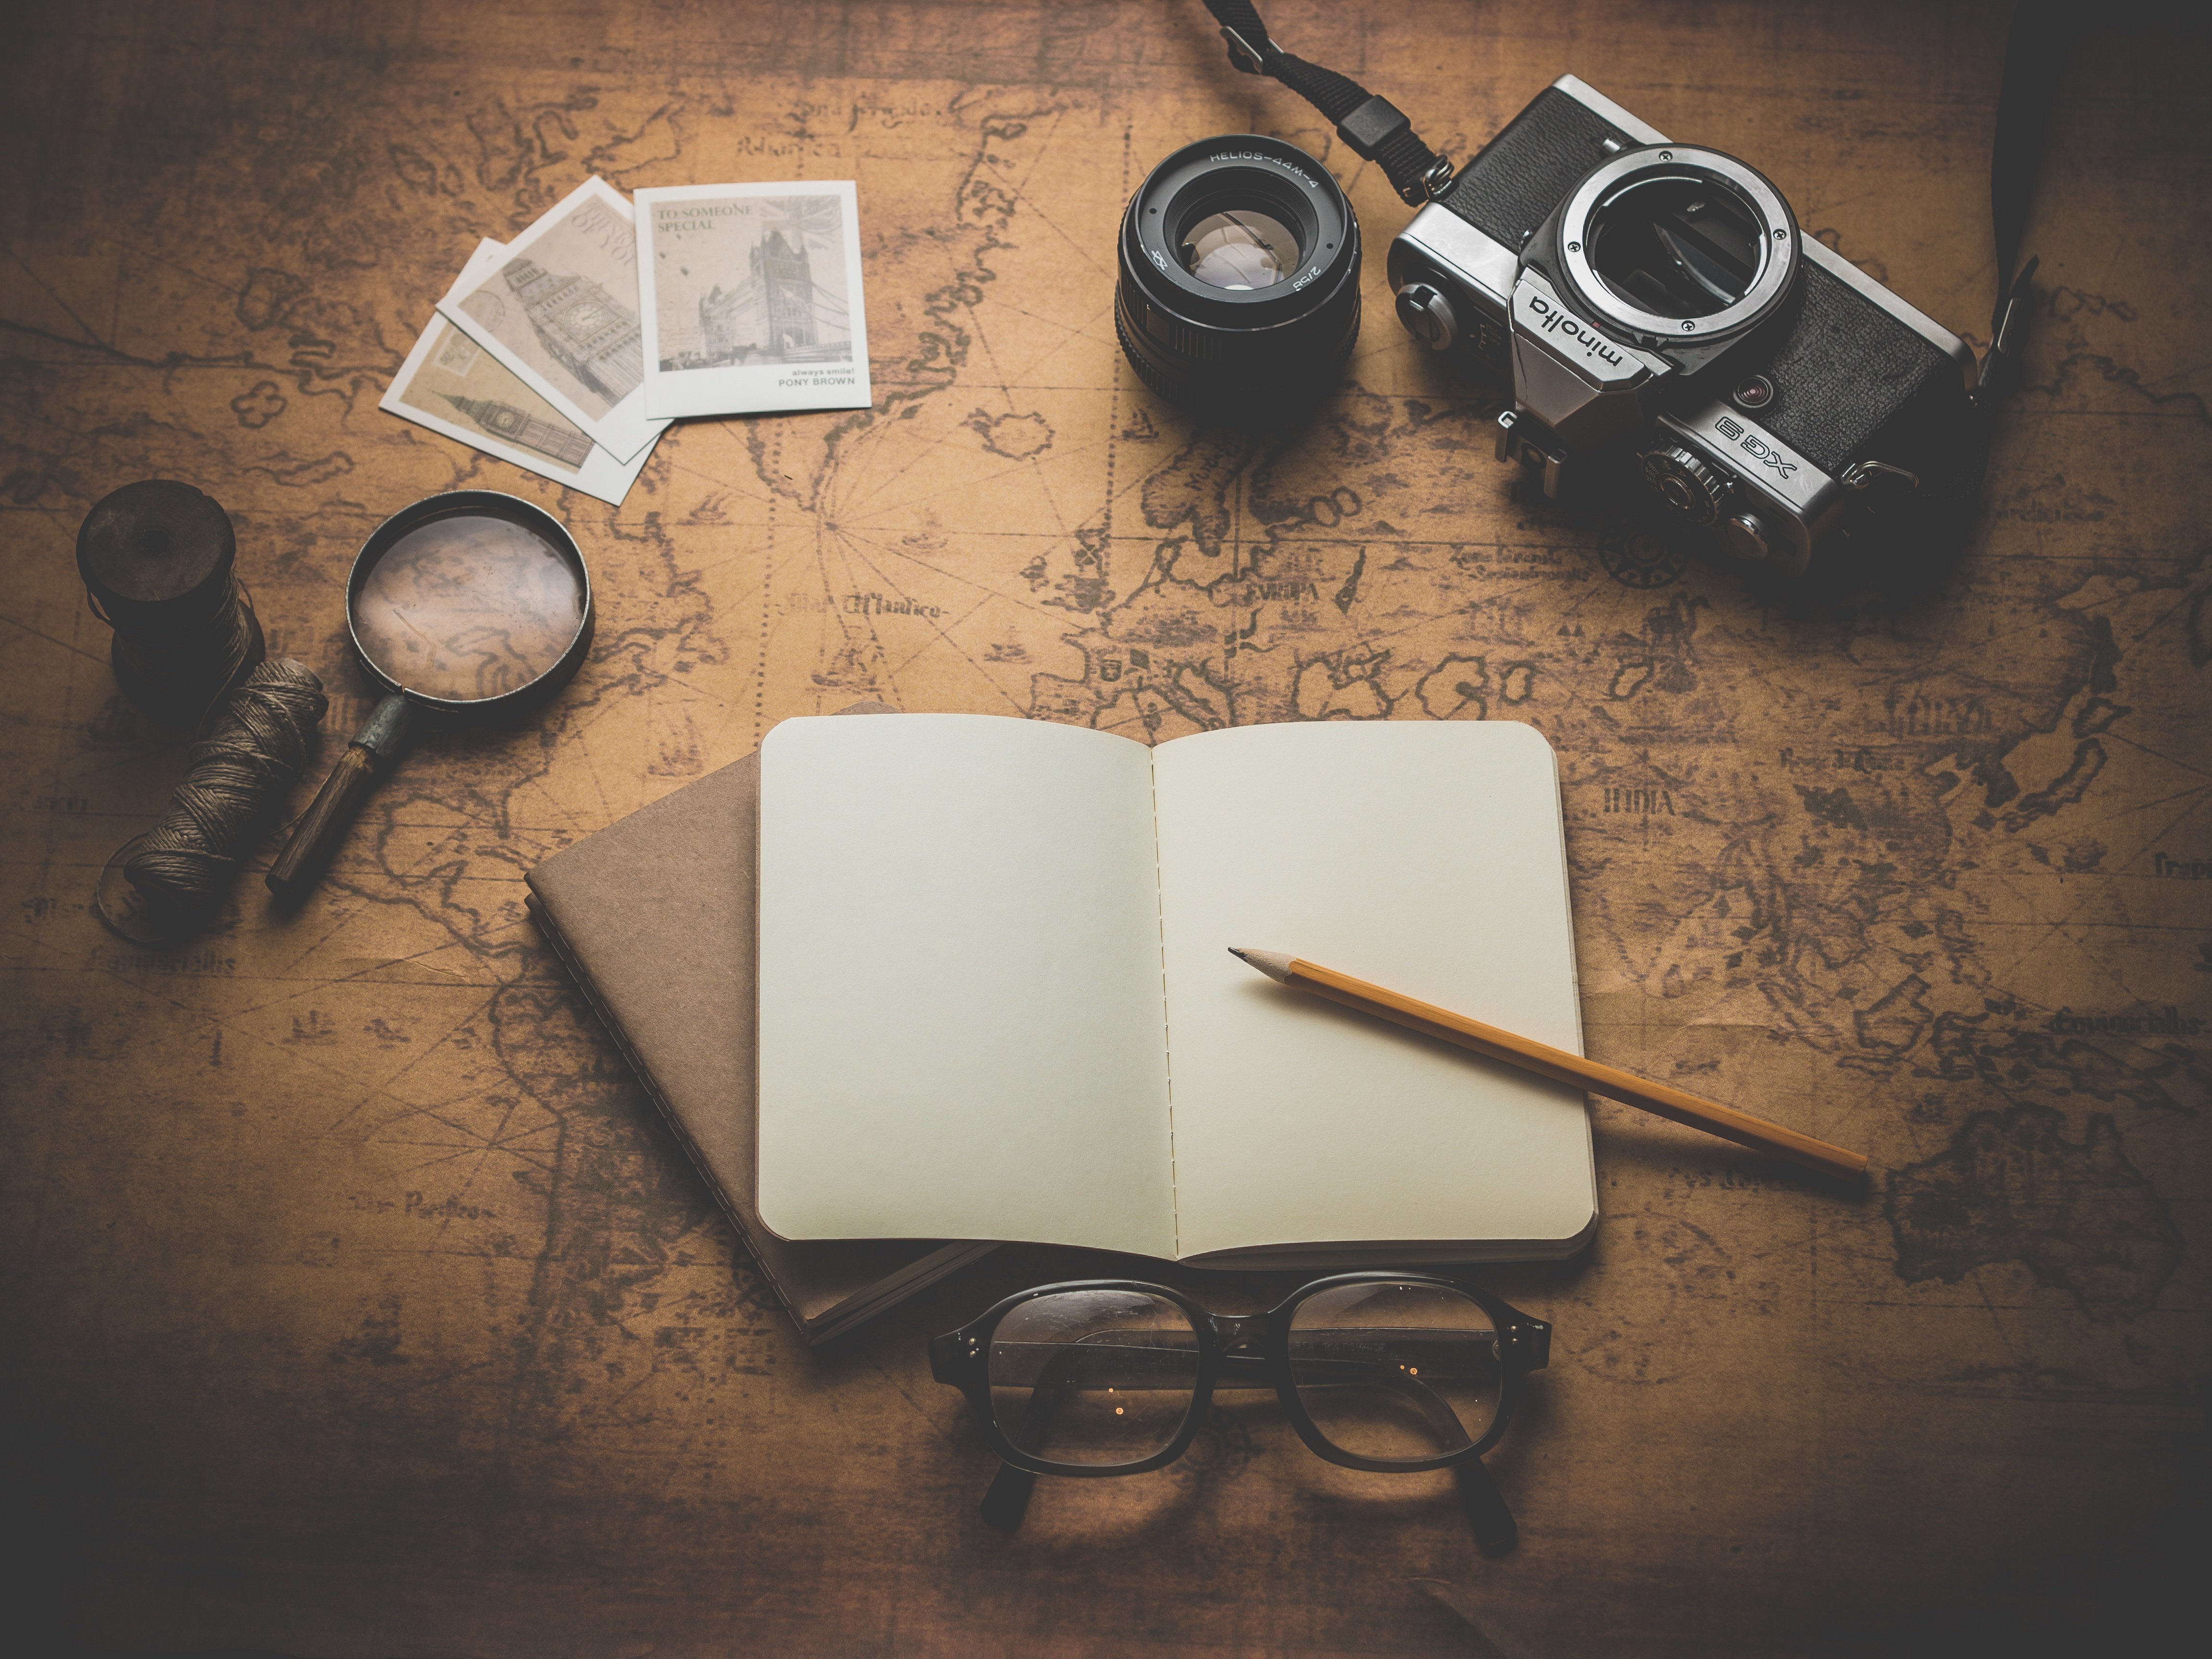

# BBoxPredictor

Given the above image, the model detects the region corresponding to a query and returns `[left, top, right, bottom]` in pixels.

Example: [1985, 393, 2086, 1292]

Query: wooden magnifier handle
[267, 694, 413, 903]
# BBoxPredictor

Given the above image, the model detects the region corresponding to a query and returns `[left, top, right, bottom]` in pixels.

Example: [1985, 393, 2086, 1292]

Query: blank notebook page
[756, 714, 1176, 1257]
[1151, 720, 1595, 1260]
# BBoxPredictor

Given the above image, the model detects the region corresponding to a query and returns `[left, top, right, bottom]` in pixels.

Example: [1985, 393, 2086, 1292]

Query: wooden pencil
[1229, 948, 1869, 1184]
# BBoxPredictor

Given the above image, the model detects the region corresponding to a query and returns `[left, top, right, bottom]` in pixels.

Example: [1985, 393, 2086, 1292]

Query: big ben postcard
[385, 240, 656, 505]
[632, 181, 872, 420]
[383, 314, 658, 506]
[436, 178, 671, 463]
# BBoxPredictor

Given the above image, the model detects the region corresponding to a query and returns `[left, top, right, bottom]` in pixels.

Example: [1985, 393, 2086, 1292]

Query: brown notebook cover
[525, 701, 993, 1346]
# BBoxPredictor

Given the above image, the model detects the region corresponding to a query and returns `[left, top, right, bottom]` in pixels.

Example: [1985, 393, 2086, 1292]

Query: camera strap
[1977, 0, 2060, 407]
[1201, 0, 1455, 206]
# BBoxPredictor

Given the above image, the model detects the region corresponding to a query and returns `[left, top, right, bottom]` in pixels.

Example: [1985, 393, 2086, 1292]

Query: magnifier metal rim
[344, 489, 594, 716]
[1555, 145, 1799, 345]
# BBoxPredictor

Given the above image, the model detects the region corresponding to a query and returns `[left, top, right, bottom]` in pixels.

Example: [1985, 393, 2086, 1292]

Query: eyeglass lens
[987, 1289, 1201, 1465]
[1288, 1282, 1501, 1462]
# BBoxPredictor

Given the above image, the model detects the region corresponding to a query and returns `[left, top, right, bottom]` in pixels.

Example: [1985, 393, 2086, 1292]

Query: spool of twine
[76, 479, 266, 724]
[98, 660, 329, 942]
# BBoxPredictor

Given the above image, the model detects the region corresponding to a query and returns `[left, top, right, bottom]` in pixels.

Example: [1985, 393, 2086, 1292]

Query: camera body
[1387, 78, 1978, 576]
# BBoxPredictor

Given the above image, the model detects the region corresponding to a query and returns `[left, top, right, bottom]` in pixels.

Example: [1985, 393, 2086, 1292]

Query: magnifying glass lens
[267, 492, 593, 905]
[353, 513, 588, 703]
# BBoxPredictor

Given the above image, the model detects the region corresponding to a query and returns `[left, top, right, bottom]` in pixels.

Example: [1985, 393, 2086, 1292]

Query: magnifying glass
[267, 491, 593, 903]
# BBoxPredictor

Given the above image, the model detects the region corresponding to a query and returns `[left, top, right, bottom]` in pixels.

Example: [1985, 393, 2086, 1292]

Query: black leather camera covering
[1437, 87, 1635, 250]
[1757, 264, 1958, 476]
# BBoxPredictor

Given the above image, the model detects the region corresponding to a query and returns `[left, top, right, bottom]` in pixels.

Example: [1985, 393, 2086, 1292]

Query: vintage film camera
[1387, 78, 1980, 577]
[1116, 2, 2037, 582]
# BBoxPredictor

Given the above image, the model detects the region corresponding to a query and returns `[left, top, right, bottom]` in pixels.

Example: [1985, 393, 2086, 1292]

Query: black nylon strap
[1202, 0, 1451, 204]
[1978, 0, 2061, 405]
[1992, 0, 2061, 306]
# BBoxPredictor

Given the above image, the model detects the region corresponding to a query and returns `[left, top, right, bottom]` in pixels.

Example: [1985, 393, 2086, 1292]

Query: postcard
[381, 301, 660, 507]
[436, 178, 671, 463]
[450, 233, 507, 295]
[633, 181, 871, 420]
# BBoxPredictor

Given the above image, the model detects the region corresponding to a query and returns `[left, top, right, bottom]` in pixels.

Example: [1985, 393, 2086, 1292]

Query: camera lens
[1180, 211, 1300, 289]
[1587, 174, 1765, 319]
[1116, 136, 1360, 415]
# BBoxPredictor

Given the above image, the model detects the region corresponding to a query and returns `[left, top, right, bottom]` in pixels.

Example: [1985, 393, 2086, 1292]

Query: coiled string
[96, 660, 329, 944]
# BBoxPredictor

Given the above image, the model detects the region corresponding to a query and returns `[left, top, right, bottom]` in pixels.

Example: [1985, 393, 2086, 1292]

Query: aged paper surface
[635, 182, 872, 418]
[757, 714, 1175, 1256]
[0, 2, 2204, 1655]
[1151, 719, 1595, 1260]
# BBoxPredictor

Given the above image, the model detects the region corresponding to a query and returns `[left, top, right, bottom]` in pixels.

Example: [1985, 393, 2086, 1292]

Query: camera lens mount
[1116, 135, 1361, 415]
[1555, 146, 1799, 347]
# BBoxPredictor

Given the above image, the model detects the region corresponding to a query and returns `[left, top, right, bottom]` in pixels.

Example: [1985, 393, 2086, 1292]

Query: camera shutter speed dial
[1395, 282, 1458, 350]
[1638, 445, 1733, 525]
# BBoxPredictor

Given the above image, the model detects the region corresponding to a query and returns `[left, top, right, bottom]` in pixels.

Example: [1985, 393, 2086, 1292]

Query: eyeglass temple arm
[980, 1363, 1511, 1551]
[1000, 1337, 1498, 1388]
[1027, 1339, 1482, 1444]
[1008, 1341, 1480, 1458]
[975, 1351, 1082, 1533]
[1455, 1455, 1517, 1556]
[965, 1333, 1505, 1531]
[1271, 1352, 1473, 1450]
[981, 1461, 1034, 1533]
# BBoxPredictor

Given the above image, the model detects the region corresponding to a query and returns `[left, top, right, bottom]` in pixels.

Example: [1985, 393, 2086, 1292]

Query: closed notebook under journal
[526, 701, 993, 1345]
[756, 715, 1599, 1266]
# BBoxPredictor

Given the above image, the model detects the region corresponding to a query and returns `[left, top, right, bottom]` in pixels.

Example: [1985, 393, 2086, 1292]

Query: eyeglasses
[928, 1272, 1550, 1553]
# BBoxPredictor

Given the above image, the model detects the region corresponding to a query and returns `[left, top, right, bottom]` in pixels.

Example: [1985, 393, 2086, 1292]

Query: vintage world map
[1, 3, 2203, 1653]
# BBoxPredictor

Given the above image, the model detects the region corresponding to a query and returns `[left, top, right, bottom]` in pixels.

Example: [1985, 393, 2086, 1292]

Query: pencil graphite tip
[1227, 947, 1293, 983]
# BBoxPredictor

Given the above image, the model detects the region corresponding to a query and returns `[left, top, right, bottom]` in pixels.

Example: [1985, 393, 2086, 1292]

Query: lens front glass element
[988, 1289, 1200, 1466]
[1587, 173, 1765, 319]
[1289, 1282, 1501, 1463]
[1179, 210, 1301, 290]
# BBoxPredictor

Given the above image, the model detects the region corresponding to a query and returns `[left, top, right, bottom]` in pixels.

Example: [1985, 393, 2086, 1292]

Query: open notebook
[756, 715, 1598, 1266]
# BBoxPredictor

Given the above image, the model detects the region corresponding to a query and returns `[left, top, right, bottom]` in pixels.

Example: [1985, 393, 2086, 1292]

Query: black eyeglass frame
[928, 1271, 1550, 1479]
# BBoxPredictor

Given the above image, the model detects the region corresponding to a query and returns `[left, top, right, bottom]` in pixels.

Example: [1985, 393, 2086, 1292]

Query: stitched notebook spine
[1147, 750, 1178, 1260]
